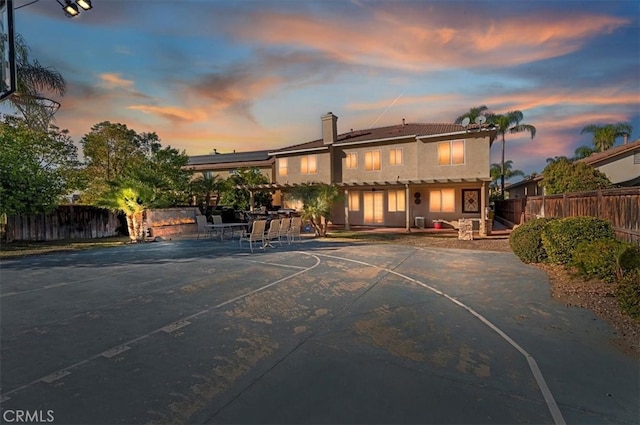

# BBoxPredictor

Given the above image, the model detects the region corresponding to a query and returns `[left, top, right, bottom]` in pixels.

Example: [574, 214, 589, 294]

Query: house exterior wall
[507, 179, 542, 199]
[417, 138, 490, 180]
[594, 154, 639, 185]
[330, 183, 486, 228]
[275, 151, 331, 185]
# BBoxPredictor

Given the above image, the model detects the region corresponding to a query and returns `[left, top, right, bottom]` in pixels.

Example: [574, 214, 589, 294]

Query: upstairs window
[365, 150, 381, 171]
[301, 155, 317, 174]
[345, 152, 358, 169]
[389, 148, 403, 166]
[438, 140, 465, 165]
[278, 158, 288, 176]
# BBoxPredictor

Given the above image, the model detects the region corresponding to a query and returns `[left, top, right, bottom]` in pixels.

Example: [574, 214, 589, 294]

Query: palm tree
[7, 34, 66, 130]
[95, 180, 155, 242]
[454, 105, 490, 125]
[488, 110, 536, 196]
[489, 160, 523, 199]
[191, 172, 225, 214]
[580, 122, 633, 152]
[289, 183, 343, 237]
[573, 145, 596, 160]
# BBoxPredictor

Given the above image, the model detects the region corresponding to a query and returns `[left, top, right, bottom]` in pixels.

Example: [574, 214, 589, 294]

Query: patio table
[211, 223, 249, 241]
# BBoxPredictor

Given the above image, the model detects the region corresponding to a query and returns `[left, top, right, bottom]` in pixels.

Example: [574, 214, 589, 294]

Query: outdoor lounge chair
[288, 217, 302, 242]
[264, 218, 281, 248]
[196, 215, 214, 239]
[277, 217, 291, 245]
[239, 219, 267, 253]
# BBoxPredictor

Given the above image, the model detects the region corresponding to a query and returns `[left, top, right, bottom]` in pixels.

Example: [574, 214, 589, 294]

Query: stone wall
[147, 207, 200, 237]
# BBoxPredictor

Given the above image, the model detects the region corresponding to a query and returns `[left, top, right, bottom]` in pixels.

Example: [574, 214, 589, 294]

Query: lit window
[388, 189, 405, 212]
[348, 191, 360, 211]
[390, 148, 403, 166]
[429, 189, 455, 212]
[438, 140, 465, 165]
[365, 150, 381, 171]
[301, 155, 317, 174]
[278, 158, 288, 176]
[345, 152, 358, 169]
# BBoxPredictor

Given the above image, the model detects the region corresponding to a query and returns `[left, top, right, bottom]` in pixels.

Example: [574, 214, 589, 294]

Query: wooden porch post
[480, 181, 487, 237]
[249, 190, 255, 212]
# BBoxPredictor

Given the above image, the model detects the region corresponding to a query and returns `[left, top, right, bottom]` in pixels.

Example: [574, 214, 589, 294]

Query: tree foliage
[8, 34, 66, 130]
[487, 110, 536, 197]
[80, 121, 190, 206]
[289, 183, 343, 237]
[455, 105, 489, 125]
[581, 122, 633, 152]
[191, 172, 228, 214]
[541, 157, 612, 195]
[490, 160, 523, 199]
[0, 116, 81, 215]
[219, 168, 271, 211]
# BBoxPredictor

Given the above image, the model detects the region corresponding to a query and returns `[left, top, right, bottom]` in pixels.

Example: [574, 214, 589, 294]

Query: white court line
[312, 252, 566, 425]
[0, 253, 321, 402]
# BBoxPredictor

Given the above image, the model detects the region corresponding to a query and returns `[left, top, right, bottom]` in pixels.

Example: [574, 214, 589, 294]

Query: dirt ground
[330, 231, 640, 359]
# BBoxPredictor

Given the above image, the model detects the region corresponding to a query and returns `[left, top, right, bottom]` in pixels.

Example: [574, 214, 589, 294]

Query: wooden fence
[494, 187, 640, 245]
[2, 206, 122, 242]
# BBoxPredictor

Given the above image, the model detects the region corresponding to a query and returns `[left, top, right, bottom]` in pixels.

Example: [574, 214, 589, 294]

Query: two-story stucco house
[187, 112, 498, 232]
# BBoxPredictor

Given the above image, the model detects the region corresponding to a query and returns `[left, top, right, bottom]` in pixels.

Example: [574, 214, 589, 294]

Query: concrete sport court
[1, 237, 638, 424]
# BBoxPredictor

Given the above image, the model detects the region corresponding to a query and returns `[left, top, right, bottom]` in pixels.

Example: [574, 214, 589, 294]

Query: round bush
[509, 217, 555, 263]
[616, 269, 640, 319]
[573, 239, 640, 283]
[541, 216, 615, 265]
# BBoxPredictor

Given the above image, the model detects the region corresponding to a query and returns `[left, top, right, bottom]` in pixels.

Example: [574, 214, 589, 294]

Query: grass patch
[0, 236, 131, 259]
[325, 230, 458, 243]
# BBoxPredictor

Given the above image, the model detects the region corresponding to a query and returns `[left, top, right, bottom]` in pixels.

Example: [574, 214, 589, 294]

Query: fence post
[597, 189, 603, 219]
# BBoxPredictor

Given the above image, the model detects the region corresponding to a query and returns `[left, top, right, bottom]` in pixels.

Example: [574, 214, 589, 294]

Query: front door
[363, 191, 384, 225]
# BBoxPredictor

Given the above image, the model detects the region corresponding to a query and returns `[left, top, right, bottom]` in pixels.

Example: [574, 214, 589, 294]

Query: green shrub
[541, 216, 615, 265]
[573, 239, 640, 283]
[509, 217, 555, 263]
[616, 269, 640, 319]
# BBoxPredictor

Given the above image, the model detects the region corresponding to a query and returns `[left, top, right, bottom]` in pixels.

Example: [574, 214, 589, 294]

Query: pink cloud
[99, 73, 135, 89]
[229, 6, 629, 71]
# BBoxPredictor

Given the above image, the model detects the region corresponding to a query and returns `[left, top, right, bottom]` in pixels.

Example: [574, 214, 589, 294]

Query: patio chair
[277, 217, 291, 245]
[239, 219, 267, 253]
[288, 216, 302, 242]
[264, 218, 281, 248]
[195, 215, 214, 239]
[211, 215, 223, 225]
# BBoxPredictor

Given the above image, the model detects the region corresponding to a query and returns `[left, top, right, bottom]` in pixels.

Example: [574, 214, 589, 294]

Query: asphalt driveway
[1, 237, 638, 424]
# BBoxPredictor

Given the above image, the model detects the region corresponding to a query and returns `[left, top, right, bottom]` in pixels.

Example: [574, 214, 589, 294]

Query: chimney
[321, 112, 338, 145]
[623, 133, 629, 144]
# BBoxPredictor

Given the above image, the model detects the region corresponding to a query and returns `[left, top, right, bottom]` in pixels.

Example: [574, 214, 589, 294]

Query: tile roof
[271, 122, 487, 154]
[579, 139, 640, 166]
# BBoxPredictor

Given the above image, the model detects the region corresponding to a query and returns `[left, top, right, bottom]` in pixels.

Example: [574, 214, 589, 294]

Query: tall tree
[580, 122, 633, 152]
[80, 122, 146, 203]
[0, 116, 80, 215]
[489, 160, 523, 199]
[541, 157, 612, 195]
[8, 35, 66, 130]
[488, 110, 536, 197]
[454, 105, 490, 125]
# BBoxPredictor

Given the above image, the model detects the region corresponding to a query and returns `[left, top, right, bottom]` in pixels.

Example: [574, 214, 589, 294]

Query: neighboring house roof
[188, 150, 272, 166]
[506, 175, 543, 190]
[578, 139, 640, 166]
[269, 122, 493, 155]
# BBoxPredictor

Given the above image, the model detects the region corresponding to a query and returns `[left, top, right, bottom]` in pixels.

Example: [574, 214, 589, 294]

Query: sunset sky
[9, 0, 640, 178]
